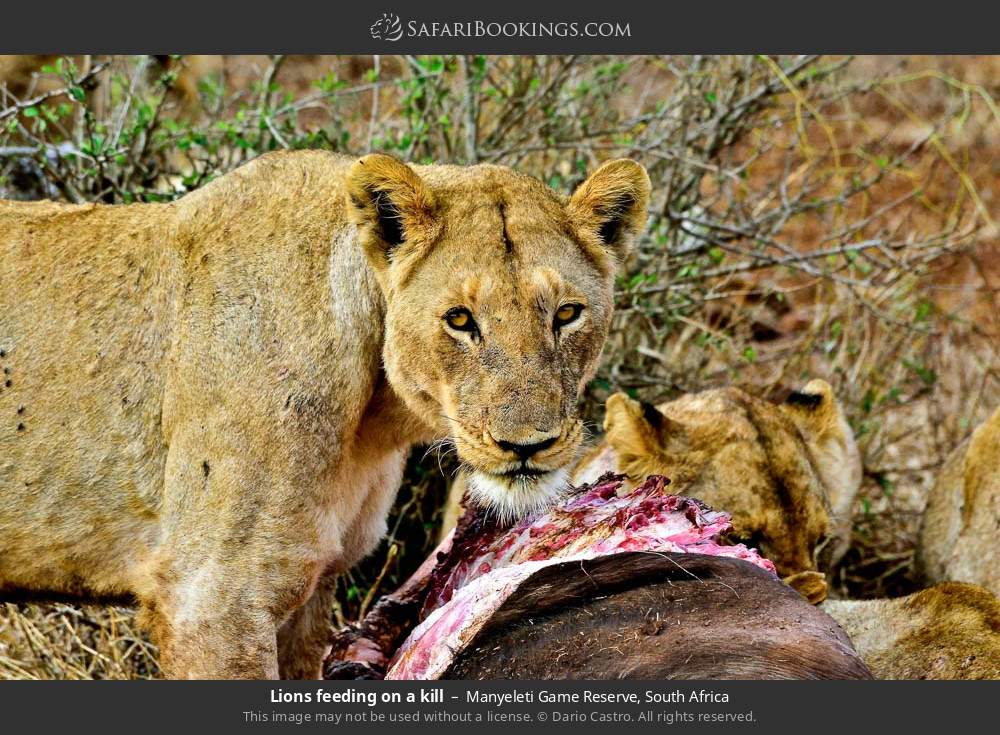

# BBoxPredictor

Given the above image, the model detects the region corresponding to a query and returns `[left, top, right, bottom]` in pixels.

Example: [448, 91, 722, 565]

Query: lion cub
[572, 380, 861, 603]
[0, 150, 650, 678]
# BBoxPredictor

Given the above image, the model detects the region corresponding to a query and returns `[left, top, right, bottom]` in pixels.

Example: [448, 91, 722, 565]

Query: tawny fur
[580, 381, 860, 603]
[822, 582, 1000, 679]
[0, 149, 649, 678]
[917, 404, 1000, 597]
[917, 408, 1000, 595]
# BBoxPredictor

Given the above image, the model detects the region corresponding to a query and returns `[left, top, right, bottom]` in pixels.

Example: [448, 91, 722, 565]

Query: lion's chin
[465, 467, 570, 525]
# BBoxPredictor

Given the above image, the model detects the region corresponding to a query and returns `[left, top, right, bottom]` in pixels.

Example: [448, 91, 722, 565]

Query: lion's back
[0, 196, 182, 597]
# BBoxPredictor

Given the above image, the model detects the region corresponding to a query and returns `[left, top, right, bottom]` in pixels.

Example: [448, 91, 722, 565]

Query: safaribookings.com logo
[369, 13, 631, 41]
[370, 13, 404, 41]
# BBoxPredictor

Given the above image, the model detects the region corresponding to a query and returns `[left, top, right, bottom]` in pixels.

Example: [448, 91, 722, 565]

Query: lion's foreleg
[152, 425, 326, 679]
[277, 573, 337, 679]
[155, 602, 281, 679]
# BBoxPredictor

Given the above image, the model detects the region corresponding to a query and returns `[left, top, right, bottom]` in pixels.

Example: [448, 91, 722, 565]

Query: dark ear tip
[785, 390, 825, 409]
[370, 189, 405, 249]
[640, 401, 664, 430]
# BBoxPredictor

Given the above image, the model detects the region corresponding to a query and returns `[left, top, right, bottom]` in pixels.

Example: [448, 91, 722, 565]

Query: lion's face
[346, 154, 650, 520]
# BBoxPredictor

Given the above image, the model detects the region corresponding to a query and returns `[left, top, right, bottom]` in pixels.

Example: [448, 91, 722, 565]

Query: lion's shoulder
[175, 150, 351, 206]
[918, 405, 1000, 596]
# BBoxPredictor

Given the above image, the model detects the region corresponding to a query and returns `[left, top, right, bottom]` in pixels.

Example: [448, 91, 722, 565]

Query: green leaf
[877, 474, 894, 497]
[590, 377, 611, 392]
[902, 358, 936, 385]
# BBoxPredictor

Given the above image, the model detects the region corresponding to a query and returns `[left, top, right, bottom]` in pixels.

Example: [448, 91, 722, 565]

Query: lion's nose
[495, 435, 558, 461]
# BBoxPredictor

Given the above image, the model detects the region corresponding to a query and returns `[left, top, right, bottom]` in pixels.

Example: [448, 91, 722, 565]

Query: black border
[3, 0, 999, 54]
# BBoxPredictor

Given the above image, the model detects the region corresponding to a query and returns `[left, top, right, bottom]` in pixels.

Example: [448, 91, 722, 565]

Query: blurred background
[1, 54, 997, 678]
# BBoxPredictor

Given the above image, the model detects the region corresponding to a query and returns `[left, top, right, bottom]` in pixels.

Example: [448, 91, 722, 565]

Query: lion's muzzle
[450, 418, 584, 521]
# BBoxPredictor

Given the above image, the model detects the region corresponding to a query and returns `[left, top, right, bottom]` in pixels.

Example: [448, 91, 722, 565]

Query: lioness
[917, 404, 1000, 597]
[0, 150, 650, 678]
[574, 380, 861, 602]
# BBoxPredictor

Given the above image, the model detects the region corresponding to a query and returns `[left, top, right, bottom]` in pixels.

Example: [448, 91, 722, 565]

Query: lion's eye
[444, 308, 477, 332]
[554, 303, 584, 329]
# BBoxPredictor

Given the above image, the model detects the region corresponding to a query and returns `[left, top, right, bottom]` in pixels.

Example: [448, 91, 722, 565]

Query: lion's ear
[603, 392, 679, 475]
[781, 378, 862, 532]
[567, 159, 651, 261]
[345, 154, 438, 271]
[782, 379, 839, 439]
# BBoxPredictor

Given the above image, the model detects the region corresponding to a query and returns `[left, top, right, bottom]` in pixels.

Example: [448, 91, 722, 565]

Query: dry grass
[0, 603, 157, 679]
[1, 54, 998, 678]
